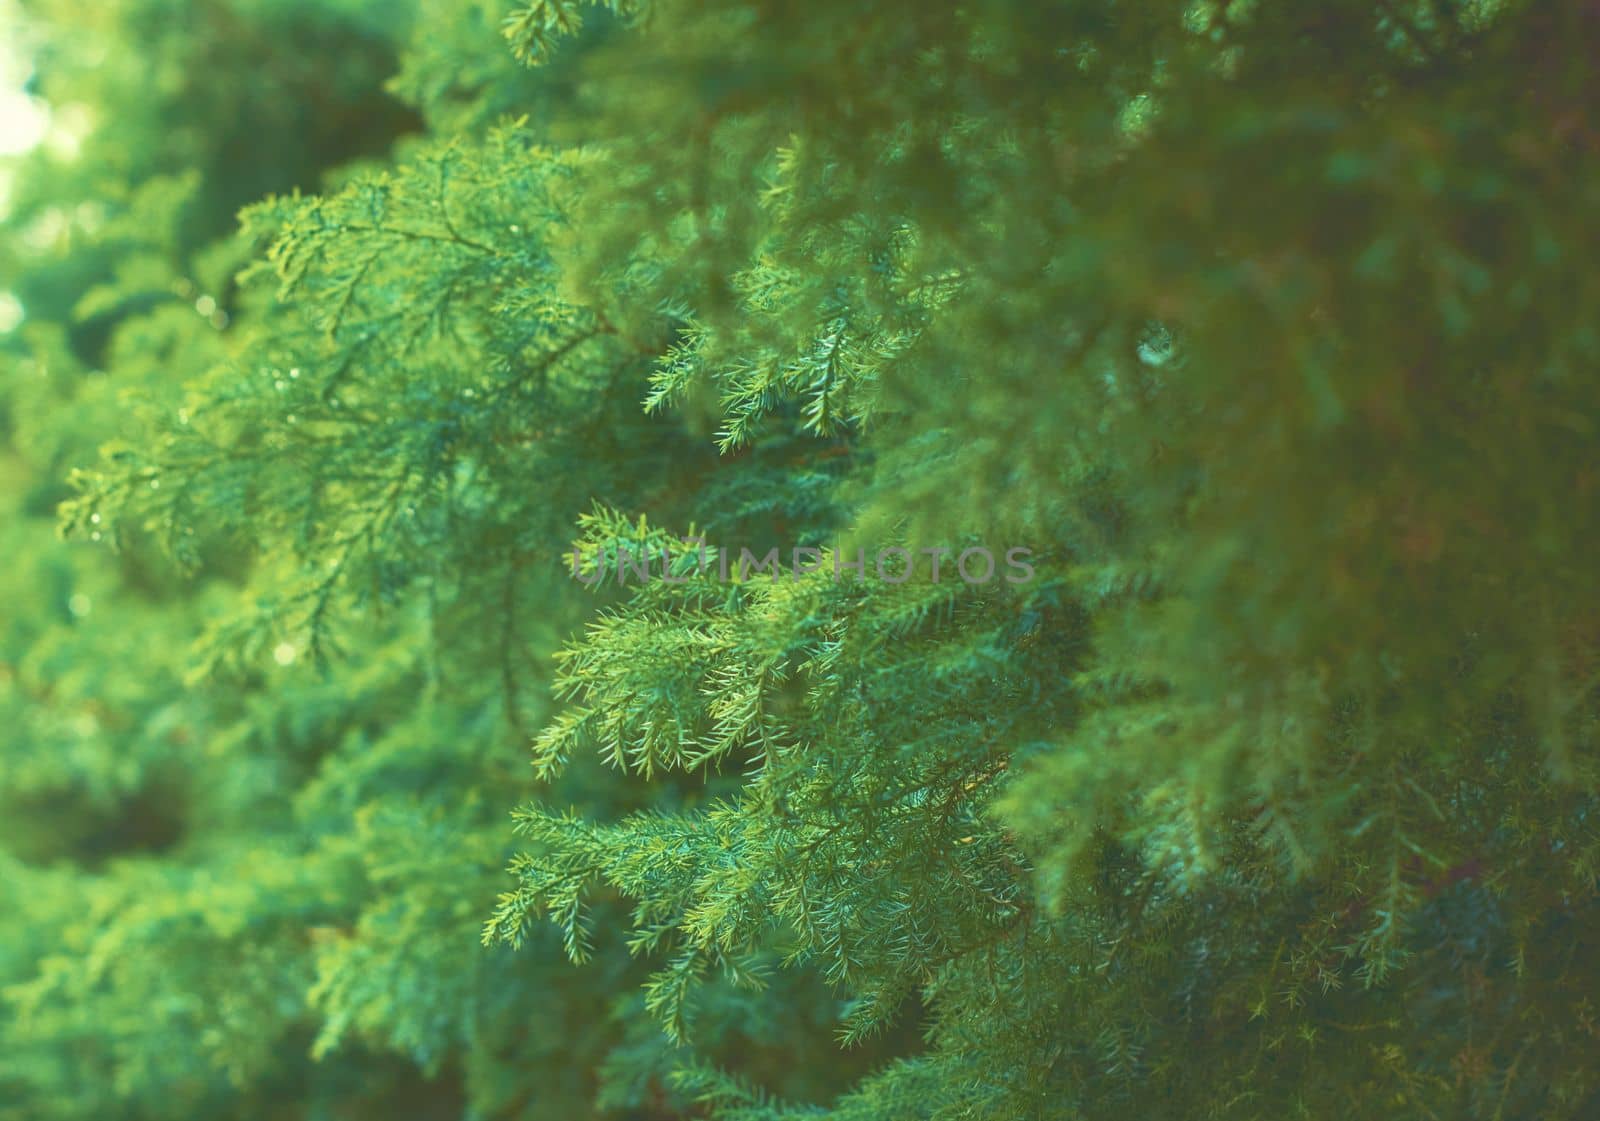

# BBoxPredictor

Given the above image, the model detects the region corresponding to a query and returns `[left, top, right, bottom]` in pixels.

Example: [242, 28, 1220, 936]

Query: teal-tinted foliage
[2, 1, 1597, 1118]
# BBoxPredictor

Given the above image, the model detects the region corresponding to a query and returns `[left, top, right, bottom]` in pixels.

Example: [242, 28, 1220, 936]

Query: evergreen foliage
[2, 1, 1597, 1118]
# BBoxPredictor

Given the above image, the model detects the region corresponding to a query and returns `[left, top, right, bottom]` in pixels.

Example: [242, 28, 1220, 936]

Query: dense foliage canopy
[2, 1, 1597, 1118]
